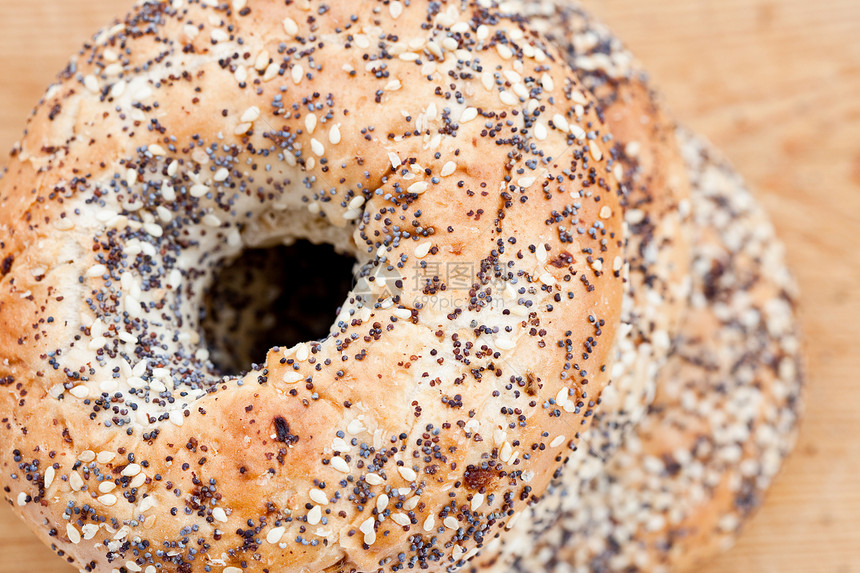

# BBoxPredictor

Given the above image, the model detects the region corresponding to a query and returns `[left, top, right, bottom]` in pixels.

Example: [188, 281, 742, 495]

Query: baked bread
[0, 1, 630, 571]
[0, 1, 803, 572]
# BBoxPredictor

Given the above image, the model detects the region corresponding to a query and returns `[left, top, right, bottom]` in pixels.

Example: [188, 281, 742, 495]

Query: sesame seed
[460, 107, 478, 124]
[254, 50, 269, 71]
[426, 41, 442, 58]
[471, 493, 485, 511]
[440, 161, 457, 177]
[360, 517, 376, 545]
[212, 507, 228, 523]
[69, 385, 90, 399]
[365, 473, 385, 486]
[44, 467, 55, 489]
[79, 524, 98, 541]
[496, 44, 513, 60]
[347, 419, 367, 435]
[415, 242, 432, 258]
[307, 505, 322, 525]
[329, 124, 342, 144]
[148, 144, 167, 156]
[241, 106, 261, 123]
[282, 17, 298, 36]
[69, 471, 84, 491]
[305, 113, 317, 133]
[389, 0, 403, 19]
[550, 435, 566, 448]
[168, 410, 184, 427]
[263, 62, 280, 81]
[394, 308, 412, 320]
[552, 113, 569, 133]
[295, 343, 310, 362]
[355, 35, 371, 49]
[143, 222, 163, 237]
[121, 463, 142, 477]
[97, 494, 117, 506]
[500, 442, 513, 463]
[266, 527, 285, 544]
[444, 516, 458, 529]
[96, 451, 115, 464]
[359, 517, 375, 533]
[214, 167, 230, 182]
[376, 494, 389, 513]
[234, 66, 250, 85]
[407, 182, 428, 194]
[392, 513, 410, 526]
[599, 205, 613, 219]
[499, 90, 517, 106]
[534, 122, 548, 141]
[292, 64, 304, 84]
[283, 371, 302, 384]
[331, 456, 350, 473]
[66, 524, 81, 544]
[310, 489, 328, 505]
[541, 72, 555, 92]
[423, 514, 435, 531]
[110, 80, 126, 98]
[311, 138, 325, 156]
[202, 214, 222, 227]
[98, 481, 116, 494]
[388, 152, 401, 169]
[398, 466, 417, 482]
[540, 272, 557, 285]
[83, 75, 99, 93]
[481, 71, 494, 91]
[513, 83, 530, 99]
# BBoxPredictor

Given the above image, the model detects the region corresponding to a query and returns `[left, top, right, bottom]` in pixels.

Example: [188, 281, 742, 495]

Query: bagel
[0, 1, 629, 572]
[465, 3, 803, 571]
[476, 129, 803, 573]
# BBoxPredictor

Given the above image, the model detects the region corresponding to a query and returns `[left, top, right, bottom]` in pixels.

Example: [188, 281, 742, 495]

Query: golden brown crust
[0, 1, 627, 572]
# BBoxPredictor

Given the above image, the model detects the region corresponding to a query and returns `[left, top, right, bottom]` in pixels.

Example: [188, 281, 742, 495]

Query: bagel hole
[200, 241, 354, 376]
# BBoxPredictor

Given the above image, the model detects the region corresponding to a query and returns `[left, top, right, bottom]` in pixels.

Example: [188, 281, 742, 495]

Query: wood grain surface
[0, 1, 858, 571]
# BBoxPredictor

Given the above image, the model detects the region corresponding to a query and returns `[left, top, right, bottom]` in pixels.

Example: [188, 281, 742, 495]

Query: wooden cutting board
[0, 1, 858, 571]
